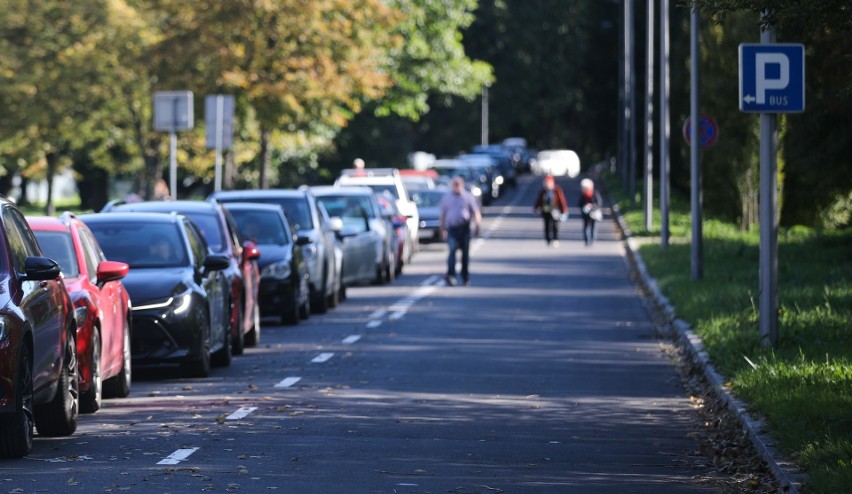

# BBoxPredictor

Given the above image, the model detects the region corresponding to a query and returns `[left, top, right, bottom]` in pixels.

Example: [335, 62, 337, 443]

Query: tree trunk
[259, 128, 271, 189]
[0, 173, 13, 197]
[45, 152, 57, 216]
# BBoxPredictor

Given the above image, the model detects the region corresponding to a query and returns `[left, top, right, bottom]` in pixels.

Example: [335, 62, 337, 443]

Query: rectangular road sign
[154, 91, 194, 131]
[205, 95, 235, 149]
[739, 44, 805, 113]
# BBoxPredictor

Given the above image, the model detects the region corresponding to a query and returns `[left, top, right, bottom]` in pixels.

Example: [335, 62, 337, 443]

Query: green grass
[605, 174, 852, 493]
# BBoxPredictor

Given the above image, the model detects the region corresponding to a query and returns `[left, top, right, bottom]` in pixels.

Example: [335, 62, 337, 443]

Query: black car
[80, 212, 230, 377]
[103, 200, 262, 357]
[221, 203, 311, 325]
[209, 188, 342, 314]
[0, 196, 79, 458]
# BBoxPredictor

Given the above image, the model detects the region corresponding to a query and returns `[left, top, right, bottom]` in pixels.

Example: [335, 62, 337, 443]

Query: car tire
[327, 279, 340, 309]
[103, 322, 131, 399]
[34, 325, 79, 437]
[79, 329, 102, 414]
[299, 289, 311, 320]
[181, 323, 211, 378]
[311, 269, 329, 314]
[245, 304, 260, 347]
[385, 250, 396, 283]
[211, 319, 232, 367]
[231, 301, 245, 356]
[283, 287, 300, 326]
[339, 283, 347, 302]
[0, 345, 34, 458]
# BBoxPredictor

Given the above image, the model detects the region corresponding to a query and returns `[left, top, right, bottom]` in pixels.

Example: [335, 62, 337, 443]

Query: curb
[609, 199, 805, 493]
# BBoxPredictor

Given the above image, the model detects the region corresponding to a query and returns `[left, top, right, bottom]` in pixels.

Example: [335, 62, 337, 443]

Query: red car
[28, 213, 132, 413]
[0, 197, 78, 458]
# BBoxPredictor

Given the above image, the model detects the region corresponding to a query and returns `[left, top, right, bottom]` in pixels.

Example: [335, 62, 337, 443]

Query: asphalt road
[0, 174, 724, 493]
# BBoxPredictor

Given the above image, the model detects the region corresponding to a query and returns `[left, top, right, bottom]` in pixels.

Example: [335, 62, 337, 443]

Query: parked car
[103, 200, 261, 357]
[457, 153, 500, 202]
[28, 213, 132, 414]
[398, 169, 438, 192]
[471, 144, 518, 187]
[427, 159, 484, 206]
[80, 212, 231, 377]
[312, 185, 395, 285]
[375, 195, 411, 274]
[209, 189, 341, 314]
[335, 168, 420, 246]
[0, 196, 78, 458]
[409, 187, 447, 243]
[221, 203, 311, 325]
[533, 149, 581, 178]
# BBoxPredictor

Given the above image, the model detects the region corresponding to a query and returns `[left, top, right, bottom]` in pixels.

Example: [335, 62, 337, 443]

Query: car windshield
[410, 190, 446, 208]
[32, 230, 80, 278]
[86, 222, 188, 268]
[180, 212, 225, 253]
[227, 209, 290, 245]
[217, 196, 313, 231]
[316, 195, 376, 219]
[363, 184, 399, 200]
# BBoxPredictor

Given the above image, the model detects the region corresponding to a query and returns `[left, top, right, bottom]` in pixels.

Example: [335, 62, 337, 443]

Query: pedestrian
[439, 176, 481, 286]
[578, 178, 602, 246]
[533, 175, 568, 247]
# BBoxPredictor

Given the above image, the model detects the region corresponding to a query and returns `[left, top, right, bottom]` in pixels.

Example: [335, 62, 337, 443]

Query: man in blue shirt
[439, 176, 482, 286]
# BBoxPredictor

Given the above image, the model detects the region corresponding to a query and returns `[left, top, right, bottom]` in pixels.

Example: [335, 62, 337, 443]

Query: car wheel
[282, 287, 300, 326]
[79, 328, 102, 414]
[0, 345, 34, 458]
[34, 325, 78, 437]
[385, 250, 396, 283]
[245, 304, 260, 347]
[327, 278, 340, 309]
[299, 287, 311, 320]
[211, 318, 232, 368]
[181, 323, 211, 378]
[103, 322, 131, 398]
[311, 268, 329, 314]
[339, 283, 347, 302]
[231, 301, 245, 356]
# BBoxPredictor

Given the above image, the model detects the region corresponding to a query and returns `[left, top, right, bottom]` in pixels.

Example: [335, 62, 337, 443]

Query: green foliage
[610, 172, 852, 492]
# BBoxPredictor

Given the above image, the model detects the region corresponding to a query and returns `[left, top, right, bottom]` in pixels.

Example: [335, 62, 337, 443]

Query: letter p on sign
[755, 53, 789, 104]
[739, 44, 805, 113]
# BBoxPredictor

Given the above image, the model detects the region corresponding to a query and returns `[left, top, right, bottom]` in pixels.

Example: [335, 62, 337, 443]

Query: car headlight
[133, 297, 174, 311]
[74, 306, 88, 328]
[471, 186, 482, 197]
[302, 244, 318, 269]
[172, 292, 193, 315]
[262, 261, 292, 280]
[0, 316, 7, 342]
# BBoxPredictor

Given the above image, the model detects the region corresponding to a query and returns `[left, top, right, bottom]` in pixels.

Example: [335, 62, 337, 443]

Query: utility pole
[690, 2, 703, 280]
[659, 0, 671, 248]
[644, 0, 655, 231]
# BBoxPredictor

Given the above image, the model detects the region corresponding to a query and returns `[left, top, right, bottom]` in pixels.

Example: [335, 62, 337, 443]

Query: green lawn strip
[603, 173, 852, 492]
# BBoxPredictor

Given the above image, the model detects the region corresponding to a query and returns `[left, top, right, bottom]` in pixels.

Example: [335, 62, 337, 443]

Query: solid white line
[311, 352, 334, 363]
[341, 335, 361, 345]
[157, 447, 199, 465]
[368, 309, 387, 319]
[274, 377, 302, 388]
[366, 320, 382, 329]
[388, 311, 405, 320]
[226, 406, 258, 421]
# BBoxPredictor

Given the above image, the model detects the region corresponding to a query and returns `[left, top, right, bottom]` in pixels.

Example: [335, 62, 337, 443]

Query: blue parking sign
[739, 44, 805, 113]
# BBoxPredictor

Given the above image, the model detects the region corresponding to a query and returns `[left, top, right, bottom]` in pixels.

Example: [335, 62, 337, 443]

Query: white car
[335, 168, 419, 246]
[533, 149, 581, 178]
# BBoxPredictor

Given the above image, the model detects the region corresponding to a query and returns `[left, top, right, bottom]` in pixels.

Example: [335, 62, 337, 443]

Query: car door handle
[39, 281, 49, 289]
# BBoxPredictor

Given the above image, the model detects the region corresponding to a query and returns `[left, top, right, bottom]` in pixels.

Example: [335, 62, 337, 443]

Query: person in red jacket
[533, 175, 568, 247]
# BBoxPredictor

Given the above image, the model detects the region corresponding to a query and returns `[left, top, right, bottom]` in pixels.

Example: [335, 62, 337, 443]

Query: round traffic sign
[682, 114, 719, 150]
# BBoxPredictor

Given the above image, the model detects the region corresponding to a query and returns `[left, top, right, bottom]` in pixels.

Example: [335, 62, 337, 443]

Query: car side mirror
[327, 217, 344, 233]
[242, 241, 261, 261]
[22, 256, 61, 281]
[96, 260, 129, 286]
[296, 235, 313, 246]
[203, 254, 230, 272]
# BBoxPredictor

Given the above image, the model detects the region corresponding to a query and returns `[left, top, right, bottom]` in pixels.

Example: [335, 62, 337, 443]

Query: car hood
[122, 268, 191, 305]
[417, 206, 440, 221]
[254, 243, 293, 270]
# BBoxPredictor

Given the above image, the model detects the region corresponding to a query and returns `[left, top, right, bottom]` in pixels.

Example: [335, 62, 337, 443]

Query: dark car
[28, 213, 132, 414]
[221, 203, 311, 325]
[103, 200, 261, 357]
[409, 187, 447, 243]
[209, 189, 342, 314]
[80, 212, 230, 377]
[0, 196, 78, 458]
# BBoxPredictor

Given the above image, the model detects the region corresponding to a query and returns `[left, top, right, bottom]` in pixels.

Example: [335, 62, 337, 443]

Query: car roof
[26, 215, 70, 232]
[209, 189, 307, 200]
[79, 211, 183, 224]
[219, 202, 283, 213]
[112, 200, 219, 214]
[311, 185, 375, 196]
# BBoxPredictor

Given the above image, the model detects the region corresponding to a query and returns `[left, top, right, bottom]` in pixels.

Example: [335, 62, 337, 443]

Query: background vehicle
[0, 196, 78, 458]
[426, 159, 485, 206]
[335, 168, 420, 247]
[104, 200, 261, 357]
[375, 195, 411, 274]
[222, 202, 312, 325]
[409, 187, 447, 243]
[471, 144, 517, 187]
[312, 186, 395, 285]
[209, 189, 341, 314]
[533, 149, 581, 178]
[28, 214, 132, 413]
[398, 169, 438, 192]
[81, 212, 230, 378]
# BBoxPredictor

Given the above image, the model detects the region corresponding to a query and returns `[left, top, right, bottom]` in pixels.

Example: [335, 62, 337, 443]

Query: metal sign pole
[690, 4, 703, 280]
[169, 130, 177, 200]
[214, 95, 224, 192]
[644, 0, 655, 231]
[481, 86, 489, 147]
[622, 0, 630, 191]
[627, 0, 637, 201]
[759, 18, 779, 346]
[659, 0, 670, 248]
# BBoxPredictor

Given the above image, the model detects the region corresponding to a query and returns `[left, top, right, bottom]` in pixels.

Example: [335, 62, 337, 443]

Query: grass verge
[605, 174, 852, 493]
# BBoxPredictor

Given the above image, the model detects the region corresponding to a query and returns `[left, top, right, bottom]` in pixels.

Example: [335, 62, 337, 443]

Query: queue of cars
[0, 137, 540, 459]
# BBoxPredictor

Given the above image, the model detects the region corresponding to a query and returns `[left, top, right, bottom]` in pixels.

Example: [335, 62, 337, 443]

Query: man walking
[439, 176, 481, 286]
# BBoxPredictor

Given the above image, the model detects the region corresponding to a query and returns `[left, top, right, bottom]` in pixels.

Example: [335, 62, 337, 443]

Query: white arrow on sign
[743, 94, 756, 104]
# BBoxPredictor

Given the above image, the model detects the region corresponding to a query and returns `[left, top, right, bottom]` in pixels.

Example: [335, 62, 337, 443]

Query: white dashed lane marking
[274, 377, 302, 388]
[341, 335, 361, 345]
[226, 407, 257, 421]
[311, 352, 335, 363]
[157, 447, 199, 465]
